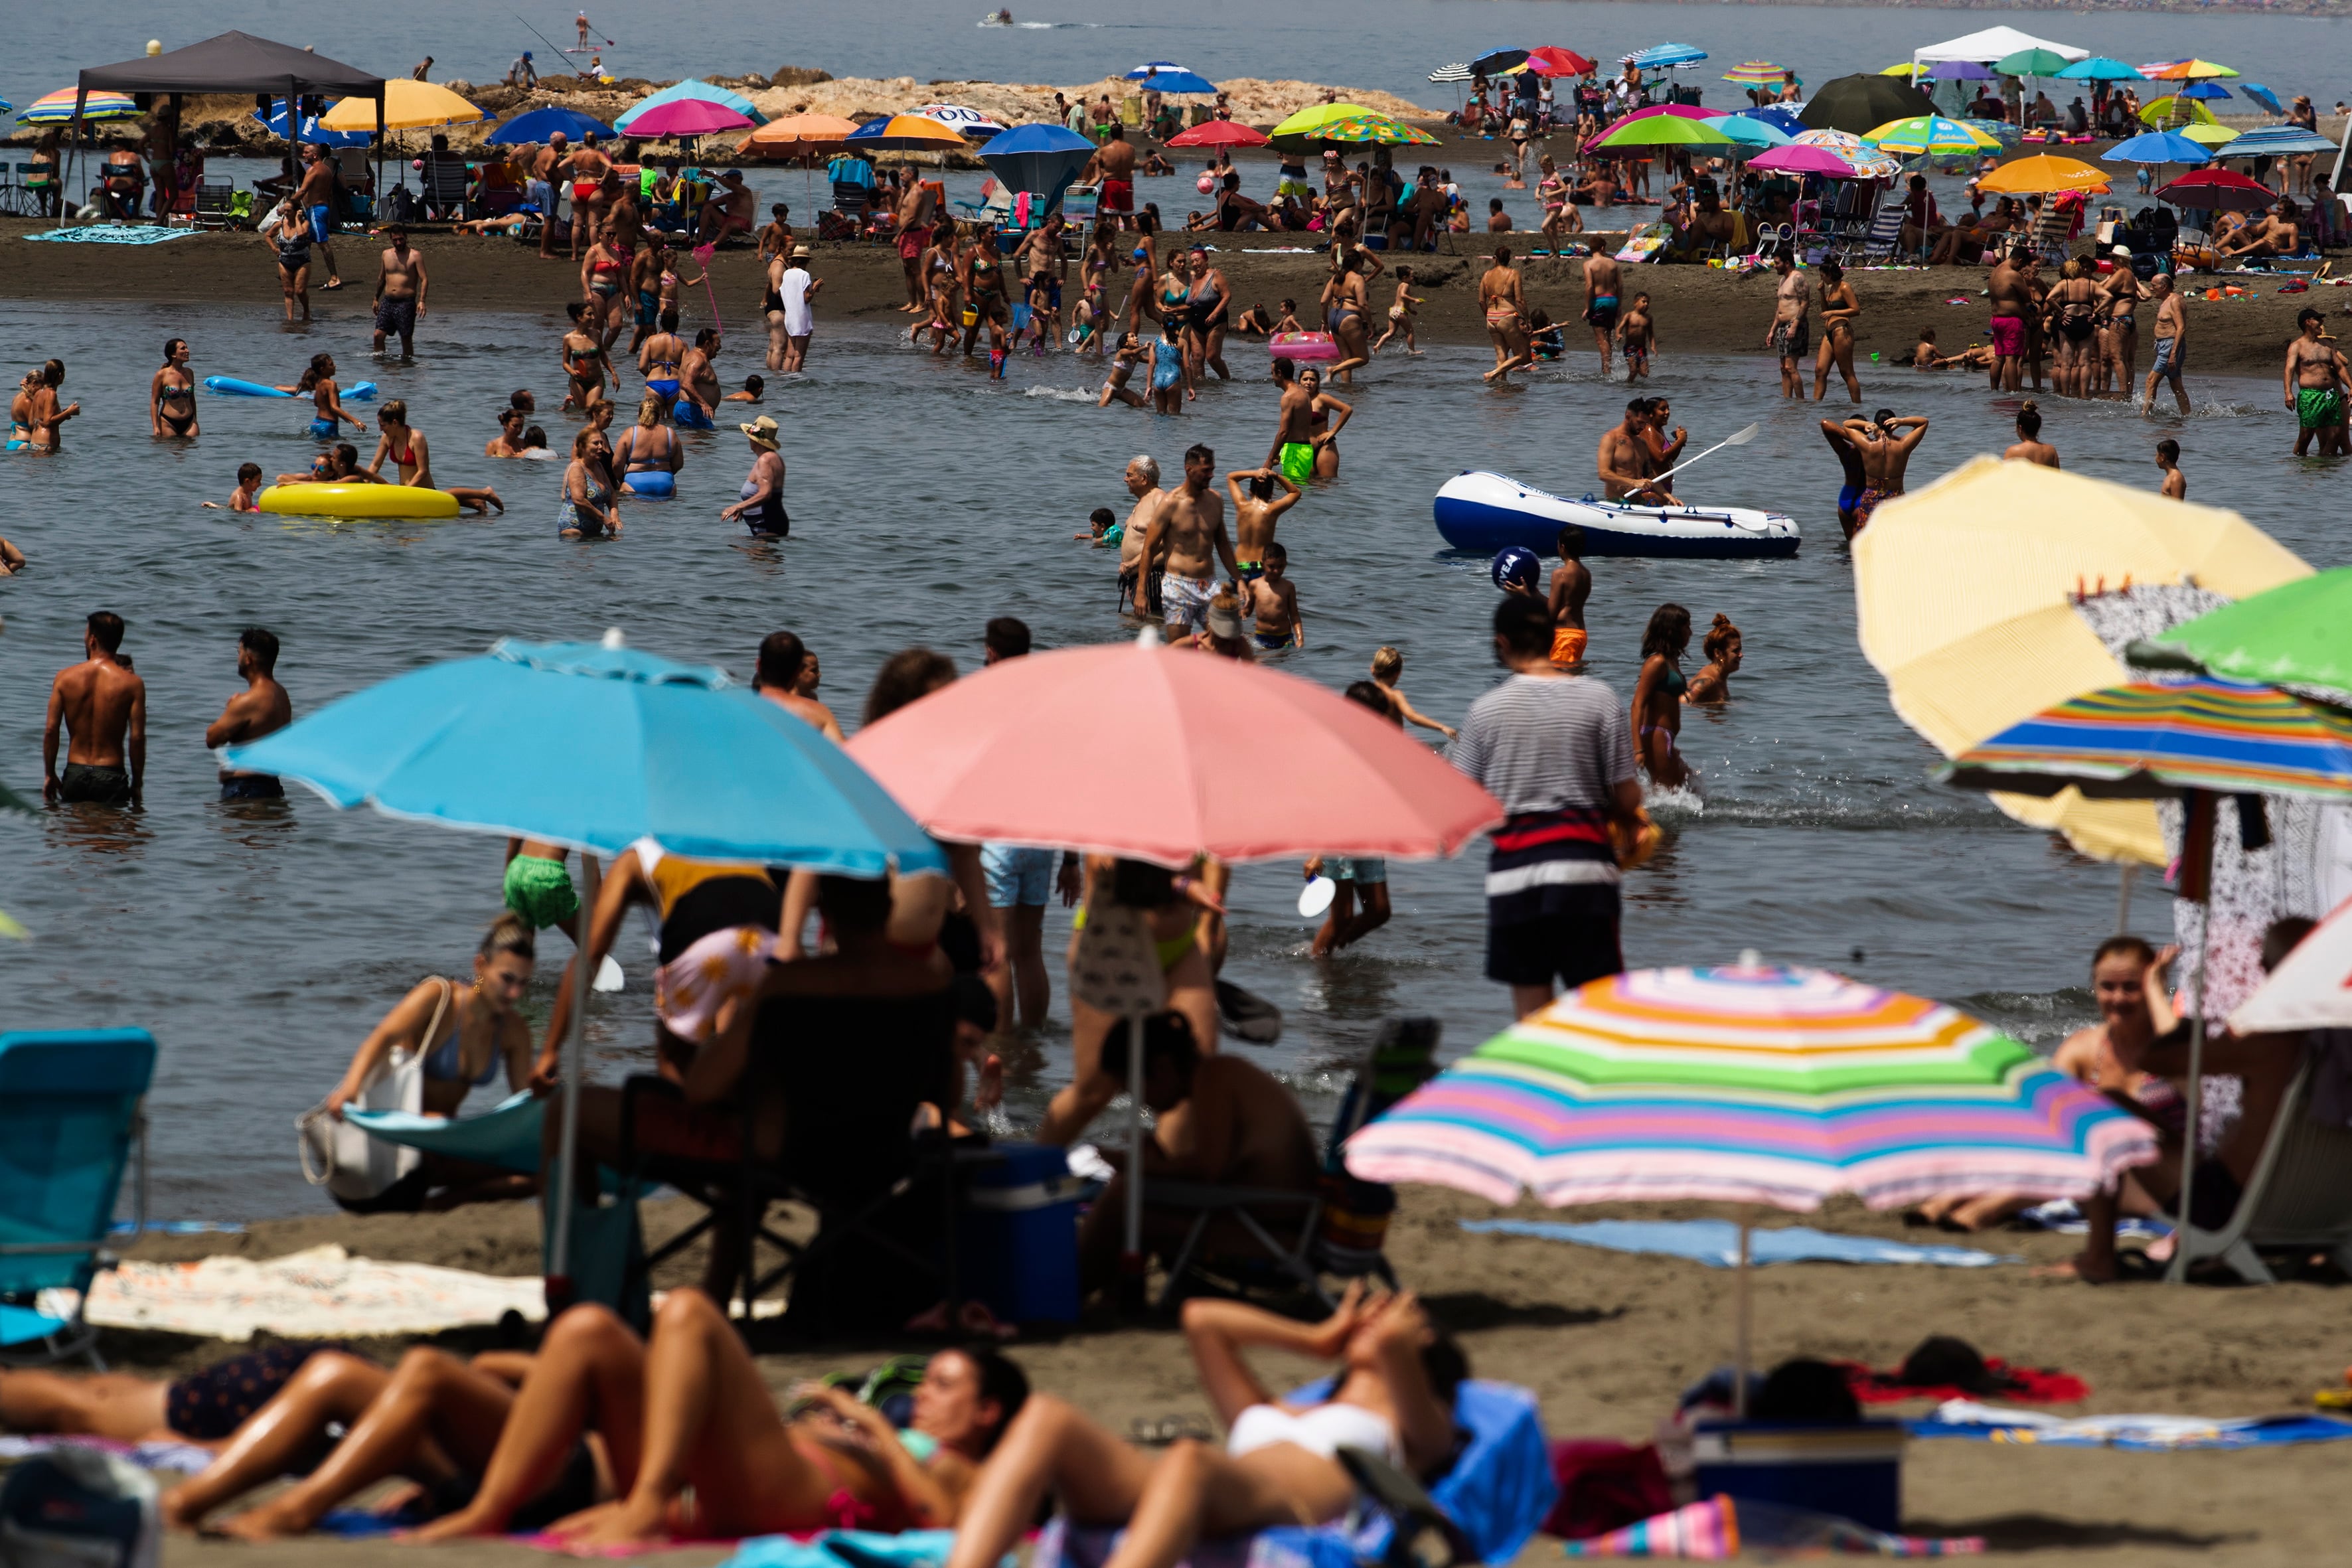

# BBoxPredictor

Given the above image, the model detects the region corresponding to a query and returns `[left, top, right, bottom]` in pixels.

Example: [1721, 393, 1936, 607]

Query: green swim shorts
[2297, 386, 2345, 431]
[1280, 441, 1316, 485]
[503, 854, 580, 929]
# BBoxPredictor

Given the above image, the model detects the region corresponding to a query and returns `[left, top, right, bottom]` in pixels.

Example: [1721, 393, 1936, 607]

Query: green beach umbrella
[1994, 48, 2075, 79]
[1863, 114, 2001, 158]
[1268, 102, 1401, 152]
[2136, 568, 2352, 703]
[1316, 113, 1441, 147]
[1589, 115, 1737, 151]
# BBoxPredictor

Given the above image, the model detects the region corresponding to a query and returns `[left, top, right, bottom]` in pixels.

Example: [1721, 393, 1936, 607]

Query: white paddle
[1298, 874, 1337, 919]
[1651, 422, 1761, 487]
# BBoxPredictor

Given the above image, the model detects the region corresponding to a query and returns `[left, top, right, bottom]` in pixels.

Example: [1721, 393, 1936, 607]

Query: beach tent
[68, 31, 384, 228]
[1911, 27, 2087, 68]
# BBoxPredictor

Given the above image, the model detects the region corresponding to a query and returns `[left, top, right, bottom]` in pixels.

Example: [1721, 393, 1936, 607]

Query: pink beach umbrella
[624, 98, 754, 138]
[845, 634, 1503, 868]
[1743, 144, 1861, 177]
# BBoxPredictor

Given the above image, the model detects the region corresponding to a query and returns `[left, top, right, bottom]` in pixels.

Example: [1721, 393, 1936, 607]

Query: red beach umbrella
[2154, 167, 2279, 211]
[846, 635, 1503, 866]
[1166, 119, 1271, 149]
[1526, 47, 1599, 77]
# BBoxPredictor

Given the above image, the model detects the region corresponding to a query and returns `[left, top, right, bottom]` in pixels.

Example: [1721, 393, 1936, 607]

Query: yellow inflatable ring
[257, 483, 461, 519]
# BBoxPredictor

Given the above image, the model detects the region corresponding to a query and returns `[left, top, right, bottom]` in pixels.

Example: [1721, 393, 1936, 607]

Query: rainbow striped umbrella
[1346, 964, 2154, 1212]
[1939, 677, 2352, 803]
[19, 89, 141, 125]
[1312, 113, 1441, 148]
[1863, 114, 2002, 158]
[1721, 60, 1790, 86]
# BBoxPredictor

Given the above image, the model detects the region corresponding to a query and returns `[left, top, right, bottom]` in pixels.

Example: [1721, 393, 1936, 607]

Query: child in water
[1369, 646, 1456, 739]
[723, 375, 765, 403]
[1372, 266, 1424, 356]
[1073, 505, 1121, 544]
[1150, 316, 1187, 413]
[1243, 541, 1303, 651]
[1099, 332, 1146, 408]
[203, 462, 267, 512]
[1683, 614, 1742, 704]
[1526, 307, 1563, 362]
[1618, 293, 1656, 380]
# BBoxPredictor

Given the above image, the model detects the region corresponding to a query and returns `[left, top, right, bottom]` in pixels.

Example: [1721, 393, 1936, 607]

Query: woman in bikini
[946, 1286, 1462, 1568]
[1537, 155, 1581, 251]
[2044, 258, 2102, 400]
[282, 353, 363, 441]
[363, 400, 503, 514]
[1320, 249, 1372, 384]
[560, 301, 612, 412]
[1297, 368, 1352, 480]
[1811, 257, 1861, 405]
[960, 227, 1013, 359]
[2097, 261, 2144, 398]
[150, 338, 198, 440]
[611, 392, 684, 496]
[580, 232, 633, 351]
[7, 370, 39, 451]
[1681, 613, 1741, 704]
[1629, 602, 1693, 790]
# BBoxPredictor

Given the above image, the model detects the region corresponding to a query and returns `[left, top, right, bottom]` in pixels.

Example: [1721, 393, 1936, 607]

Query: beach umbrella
[2232, 896, 2352, 1035]
[1166, 119, 1269, 149]
[1928, 61, 1995, 81]
[2152, 169, 2278, 211]
[320, 80, 480, 132]
[1743, 145, 1857, 177]
[1588, 114, 1737, 153]
[1863, 114, 2001, 157]
[487, 105, 618, 143]
[2221, 125, 2336, 157]
[2102, 130, 2211, 166]
[1976, 153, 2110, 195]
[2142, 60, 2238, 80]
[1721, 60, 1790, 87]
[844, 114, 969, 152]
[1736, 105, 1808, 136]
[977, 122, 1095, 204]
[913, 104, 1008, 141]
[2057, 57, 2144, 82]
[616, 78, 767, 133]
[1714, 116, 1792, 149]
[1267, 104, 1436, 153]
[21, 89, 140, 124]
[1994, 48, 2075, 79]
[1624, 43, 1709, 69]
[1799, 74, 1935, 135]
[1429, 64, 1474, 86]
[1853, 455, 2310, 867]
[2138, 568, 2352, 704]
[2143, 96, 2219, 127]
[1123, 64, 1217, 95]
[221, 634, 949, 1304]
[1344, 961, 2156, 1401]
[2179, 123, 2240, 149]
[2176, 81, 2234, 102]
[254, 98, 372, 148]
[1470, 48, 1530, 76]
[1526, 48, 1598, 78]
[623, 99, 753, 139]
[2239, 83, 2285, 116]
[1316, 114, 1441, 148]
[740, 112, 860, 155]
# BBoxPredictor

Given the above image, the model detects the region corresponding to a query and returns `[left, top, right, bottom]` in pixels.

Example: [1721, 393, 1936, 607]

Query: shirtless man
[2142, 274, 2190, 417]
[1547, 524, 1591, 668]
[293, 147, 343, 289]
[2221, 200, 2301, 260]
[1764, 251, 1808, 400]
[678, 329, 723, 426]
[1581, 248, 1623, 378]
[1139, 443, 1240, 640]
[1087, 125, 1137, 230]
[532, 135, 568, 260]
[1986, 246, 2031, 393]
[1262, 356, 1318, 487]
[1839, 411, 1928, 538]
[1478, 246, 1532, 384]
[1599, 399, 1674, 505]
[43, 612, 145, 807]
[2284, 307, 2351, 457]
[205, 629, 293, 801]
[1226, 465, 1301, 588]
[1117, 454, 1172, 619]
[372, 225, 427, 358]
[896, 177, 936, 311]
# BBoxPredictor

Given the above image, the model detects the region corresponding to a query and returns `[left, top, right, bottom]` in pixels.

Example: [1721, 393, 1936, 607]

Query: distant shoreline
[1616, 0, 2349, 13]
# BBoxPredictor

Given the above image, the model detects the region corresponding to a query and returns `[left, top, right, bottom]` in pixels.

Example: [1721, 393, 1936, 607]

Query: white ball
[146, 39, 163, 55]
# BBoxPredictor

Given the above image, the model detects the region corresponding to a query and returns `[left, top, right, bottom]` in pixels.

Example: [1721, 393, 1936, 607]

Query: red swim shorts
[897, 224, 931, 261]
[1101, 178, 1134, 212]
[1988, 315, 2025, 357]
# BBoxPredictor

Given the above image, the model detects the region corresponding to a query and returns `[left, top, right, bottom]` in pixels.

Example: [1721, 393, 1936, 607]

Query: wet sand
[110, 1188, 2352, 1566]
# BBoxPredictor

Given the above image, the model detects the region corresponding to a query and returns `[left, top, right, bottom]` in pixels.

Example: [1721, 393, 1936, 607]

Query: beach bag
[297, 980, 441, 1203]
[0, 1449, 159, 1568]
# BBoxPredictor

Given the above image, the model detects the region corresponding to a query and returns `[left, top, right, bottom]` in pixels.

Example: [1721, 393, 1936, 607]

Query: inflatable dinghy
[1433, 470, 1799, 560]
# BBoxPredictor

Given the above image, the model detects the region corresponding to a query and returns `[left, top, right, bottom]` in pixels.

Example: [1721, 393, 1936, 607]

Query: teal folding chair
[0, 1030, 156, 1368]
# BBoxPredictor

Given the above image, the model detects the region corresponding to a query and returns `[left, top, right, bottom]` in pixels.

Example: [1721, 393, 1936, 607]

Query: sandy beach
[102, 1188, 2350, 1567]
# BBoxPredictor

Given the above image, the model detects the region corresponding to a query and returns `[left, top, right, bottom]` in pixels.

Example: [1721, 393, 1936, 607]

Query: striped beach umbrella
[20, 89, 141, 124]
[1863, 114, 2001, 157]
[1721, 60, 1790, 86]
[1428, 64, 1474, 85]
[1346, 964, 2156, 1212]
[2142, 59, 2238, 80]
[1940, 678, 2352, 803]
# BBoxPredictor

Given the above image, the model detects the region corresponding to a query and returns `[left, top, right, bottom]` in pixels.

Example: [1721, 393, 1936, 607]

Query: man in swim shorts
[204, 628, 292, 801]
[1117, 454, 1170, 617]
[1263, 355, 1318, 485]
[1581, 249, 1622, 378]
[2142, 273, 2191, 417]
[293, 146, 343, 289]
[505, 840, 582, 935]
[1089, 124, 1137, 228]
[1139, 443, 1239, 638]
[1986, 245, 2031, 394]
[2284, 307, 2351, 457]
[1764, 250, 1808, 399]
[44, 611, 145, 808]
[372, 224, 426, 358]
[1547, 524, 1590, 668]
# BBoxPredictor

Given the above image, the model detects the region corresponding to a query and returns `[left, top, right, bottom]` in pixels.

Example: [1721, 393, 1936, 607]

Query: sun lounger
[0, 1030, 157, 1368]
[2168, 1056, 2352, 1283]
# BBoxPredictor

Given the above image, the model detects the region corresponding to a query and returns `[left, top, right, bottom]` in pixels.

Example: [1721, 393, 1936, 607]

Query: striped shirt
[1450, 673, 1636, 915]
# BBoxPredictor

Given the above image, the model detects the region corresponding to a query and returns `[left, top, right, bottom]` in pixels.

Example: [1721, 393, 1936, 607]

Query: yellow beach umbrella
[742, 112, 860, 153]
[2142, 96, 2219, 127]
[1976, 153, 2110, 195]
[319, 80, 483, 132]
[2179, 122, 2239, 148]
[1855, 456, 2311, 864]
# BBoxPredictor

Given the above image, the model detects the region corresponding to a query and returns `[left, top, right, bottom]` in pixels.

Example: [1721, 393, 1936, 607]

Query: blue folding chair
[0, 1030, 157, 1368]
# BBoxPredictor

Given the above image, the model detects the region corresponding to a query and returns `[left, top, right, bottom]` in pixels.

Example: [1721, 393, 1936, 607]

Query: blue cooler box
[1690, 1420, 1907, 1532]
[956, 1142, 1084, 1325]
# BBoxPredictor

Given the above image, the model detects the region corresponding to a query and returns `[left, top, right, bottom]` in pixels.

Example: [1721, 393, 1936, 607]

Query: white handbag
[297, 981, 441, 1202]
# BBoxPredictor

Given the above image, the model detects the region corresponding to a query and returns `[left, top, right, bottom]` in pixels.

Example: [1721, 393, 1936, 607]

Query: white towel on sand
[39, 1245, 547, 1342]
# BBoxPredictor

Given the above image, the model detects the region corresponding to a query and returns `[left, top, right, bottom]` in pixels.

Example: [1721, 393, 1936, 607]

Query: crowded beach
[6, 15, 2352, 1567]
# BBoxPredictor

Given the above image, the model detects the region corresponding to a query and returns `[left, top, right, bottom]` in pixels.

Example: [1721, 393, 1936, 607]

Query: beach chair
[1855, 204, 1909, 264]
[954, 177, 1013, 228]
[2027, 200, 2079, 266]
[1148, 1017, 1441, 1310]
[2169, 1056, 2352, 1284]
[191, 177, 238, 230]
[0, 1031, 157, 1370]
[422, 156, 471, 222]
[1061, 184, 1100, 225]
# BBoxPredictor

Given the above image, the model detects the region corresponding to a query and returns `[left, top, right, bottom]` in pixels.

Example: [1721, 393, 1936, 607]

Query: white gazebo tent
[1911, 27, 2086, 120]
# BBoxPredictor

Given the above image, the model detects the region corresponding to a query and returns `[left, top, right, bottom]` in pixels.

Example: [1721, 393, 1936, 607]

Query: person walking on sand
[372, 224, 427, 358]
[44, 612, 146, 807]
[2141, 274, 2189, 418]
[1765, 250, 1808, 399]
[205, 629, 292, 802]
[1812, 258, 1860, 404]
[1581, 247, 1622, 379]
[1480, 246, 1532, 384]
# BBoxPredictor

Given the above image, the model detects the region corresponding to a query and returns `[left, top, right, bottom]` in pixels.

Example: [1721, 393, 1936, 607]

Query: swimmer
[1840, 409, 1928, 536]
[485, 408, 531, 458]
[1241, 541, 1302, 651]
[610, 392, 684, 493]
[1630, 603, 1693, 790]
[1526, 308, 1563, 362]
[1150, 315, 1186, 414]
[560, 301, 613, 412]
[275, 443, 380, 487]
[678, 329, 724, 425]
[363, 400, 503, 514]
[1073, 505, 1119, 544]
[0, 534, 22, 574]
[1099, 332, 1146, 408]
[719, 415, 788, 537]
[1546, 524, 1590, 671]
[1819, 417, 1867, 538]
[1370, 646, 1454, 738]
[2003, 400, 2059, 468]
[283, 354, 363, 441]
[151, 338, 198, 439]
[202, 463, 267, 512]
[637, 307, 685, 405]
[1682, 613, 1741, 704]
[558, 429, 621, 539]
[722, 376, 765, 403]
[1226, 465, 1302, 584]
[1617, 292, 1655, 381]
[8, 369, 39, 449]
[2155, 437, 2186, 500]
[519, 427, 554, 459]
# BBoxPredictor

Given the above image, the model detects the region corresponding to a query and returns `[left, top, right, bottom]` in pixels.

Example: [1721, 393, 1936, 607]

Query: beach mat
[1462, 1218, 2016, 1269]
[719, 1530, 961, 1568]
[39, 1244, 546, 1341]
[1912, 1400, 2352, 1450]
[1840, 1339, 2088, 1405]
[1562, 1496, 1984, 1557]
[24, 224, 200, 245]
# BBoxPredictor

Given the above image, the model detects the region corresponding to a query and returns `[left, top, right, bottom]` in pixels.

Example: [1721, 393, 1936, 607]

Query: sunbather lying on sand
[412, 1289, 1024, 1546]
[942, 1285, 1463, 1568]
[1, 1344, 376, 1453]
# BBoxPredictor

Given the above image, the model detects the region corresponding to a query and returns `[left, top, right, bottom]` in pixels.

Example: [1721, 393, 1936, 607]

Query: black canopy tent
[64, 31, 384, 226]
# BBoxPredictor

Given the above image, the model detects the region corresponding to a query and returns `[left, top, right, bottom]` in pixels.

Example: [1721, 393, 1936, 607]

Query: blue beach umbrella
[2177, 81, 2233, 102]
[488, 105, 619, 143]
[2057, 57, 2143, 82]
[1626, 43, 1709, 69]
[2239, 83, 2284, 116]
[1735, 105, 1808, 136]
[1471, 48, 1530, 77]
[978, 122, 1097, 206]
[1125, 62, 1217, 95]
[2104, 130, 2211, 166]
[1715, 116, 1792, 149]
[615, 78, 767, 133]
[254, 98, 372, 147]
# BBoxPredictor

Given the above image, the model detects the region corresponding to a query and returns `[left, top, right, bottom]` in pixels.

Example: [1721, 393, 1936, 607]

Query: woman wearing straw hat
[721, 416, 789, 537]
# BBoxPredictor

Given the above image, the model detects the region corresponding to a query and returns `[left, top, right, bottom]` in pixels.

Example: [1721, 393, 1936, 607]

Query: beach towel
[2014, 1200, 2171, 1239]
[1462, 1219, 2016, 1269]
[1911, 1401, 2352, 1451]
[23, 224, 198, 245]
[1562, 1496, 1984, 1558]
[1839, 1336, 2088, 1405]
[0, 1435, 213, 1475]
[36, 1244, 546, 1341]
[720, 1530, 973, 1568]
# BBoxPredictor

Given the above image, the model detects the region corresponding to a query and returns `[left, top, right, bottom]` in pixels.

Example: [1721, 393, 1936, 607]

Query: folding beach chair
[422, 156, 472, 221]
[192, 177, 238, 230]
[1856, 203, 1909, 264]
[2169, 1055, 2352, 1283]
[0, 1031, 157, 1369]
[1148, 1016, 1441, 1310]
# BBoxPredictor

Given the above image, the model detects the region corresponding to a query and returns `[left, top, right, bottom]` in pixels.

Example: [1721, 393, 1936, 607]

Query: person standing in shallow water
[1628, 603, 1693, 791]
[206, 628, 291, 802]
[44, 611, 146, 807]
